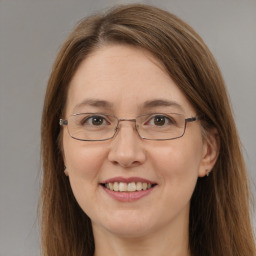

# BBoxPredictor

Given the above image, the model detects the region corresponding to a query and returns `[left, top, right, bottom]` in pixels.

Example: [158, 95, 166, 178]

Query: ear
[198, 128, 219, 177]
[62, 149, 69, 176]
[64, 166, 69, 176]
[58, 132, 69, 175]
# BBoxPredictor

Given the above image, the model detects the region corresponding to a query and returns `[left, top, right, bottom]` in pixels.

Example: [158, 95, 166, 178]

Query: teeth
[104, 182, 154, 192]
[136, 182, 142, 191]
[119, 182, 127, 192]
[128, 182, 136, 192]
[113, 182, 119, 191]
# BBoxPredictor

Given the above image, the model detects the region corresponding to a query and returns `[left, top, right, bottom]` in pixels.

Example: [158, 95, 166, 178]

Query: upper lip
[101, 176, 157, 184]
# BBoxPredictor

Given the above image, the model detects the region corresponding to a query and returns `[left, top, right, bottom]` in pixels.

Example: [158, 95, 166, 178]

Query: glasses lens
[136, 113, 186, 140]
[65, 113, 187, 141]
[67, 113, 117, 141]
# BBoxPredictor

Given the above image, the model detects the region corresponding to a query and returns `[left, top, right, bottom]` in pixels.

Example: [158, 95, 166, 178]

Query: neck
[93, 213, 190, 256]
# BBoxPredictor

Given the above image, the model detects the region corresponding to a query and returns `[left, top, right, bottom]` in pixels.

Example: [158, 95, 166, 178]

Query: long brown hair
[40, 4, 255, 256]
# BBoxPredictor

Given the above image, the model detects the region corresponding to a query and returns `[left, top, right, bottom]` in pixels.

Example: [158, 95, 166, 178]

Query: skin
[62, 45, 218, 256]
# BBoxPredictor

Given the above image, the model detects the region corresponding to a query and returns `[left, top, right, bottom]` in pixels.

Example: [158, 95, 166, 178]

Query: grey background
[0, 0, 255, 255]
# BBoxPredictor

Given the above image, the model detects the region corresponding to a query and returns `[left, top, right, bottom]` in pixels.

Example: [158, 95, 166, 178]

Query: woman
[40, 4, 256, 256]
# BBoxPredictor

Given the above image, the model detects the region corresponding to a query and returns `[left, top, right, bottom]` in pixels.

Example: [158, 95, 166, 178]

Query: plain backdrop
[0, 0, 255, 255]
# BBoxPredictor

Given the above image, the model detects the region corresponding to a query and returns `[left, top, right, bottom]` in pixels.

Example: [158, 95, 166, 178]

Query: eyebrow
[73, 99, 114, 112]
[73, 98, 184, 112]
[142, 99, 184, 112]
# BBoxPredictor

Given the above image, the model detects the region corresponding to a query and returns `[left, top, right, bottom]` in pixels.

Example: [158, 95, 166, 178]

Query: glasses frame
[59, 113, 200, 141]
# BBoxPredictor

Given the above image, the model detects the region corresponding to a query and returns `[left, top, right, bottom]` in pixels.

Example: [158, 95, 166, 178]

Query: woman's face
[63, 45, 214, 238]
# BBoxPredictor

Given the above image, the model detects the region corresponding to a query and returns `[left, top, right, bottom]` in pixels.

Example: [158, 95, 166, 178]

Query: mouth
[101, 181, 157, 192]
[100, 177, 157, 202]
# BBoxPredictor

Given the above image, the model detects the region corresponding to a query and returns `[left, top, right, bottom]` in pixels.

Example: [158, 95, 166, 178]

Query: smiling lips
[101, 177, 157, 201]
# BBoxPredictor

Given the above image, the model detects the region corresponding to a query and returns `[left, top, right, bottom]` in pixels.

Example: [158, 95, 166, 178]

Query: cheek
[63, 134, 108, 193]
[152, 140, 202, 172]
[149, 138, 203, 198]
[63, 137, 110, 218]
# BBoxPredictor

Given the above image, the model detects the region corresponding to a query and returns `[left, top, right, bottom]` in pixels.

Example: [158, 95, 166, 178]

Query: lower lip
[101, 185, 156, 202]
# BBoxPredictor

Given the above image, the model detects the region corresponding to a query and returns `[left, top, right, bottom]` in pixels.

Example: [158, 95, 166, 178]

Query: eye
[146, 114, 175, 126]
[81, 115, 110, 126]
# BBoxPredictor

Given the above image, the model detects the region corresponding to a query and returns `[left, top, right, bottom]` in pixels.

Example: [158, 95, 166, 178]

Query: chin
[105, 222, 153, 238]
[92, 210, 159, 238]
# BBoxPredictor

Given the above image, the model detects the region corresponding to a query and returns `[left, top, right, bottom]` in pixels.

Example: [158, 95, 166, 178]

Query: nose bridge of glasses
[115, 118, 139, 133]
[117, 118, 137, 128]
[119, 118, 136, 123]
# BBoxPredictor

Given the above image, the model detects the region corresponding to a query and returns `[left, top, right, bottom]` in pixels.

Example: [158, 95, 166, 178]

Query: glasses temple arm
[185, 116, 200, 123]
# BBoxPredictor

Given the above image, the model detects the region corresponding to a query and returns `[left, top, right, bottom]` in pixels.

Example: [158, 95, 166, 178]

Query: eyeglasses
[59, 113, 199, 141]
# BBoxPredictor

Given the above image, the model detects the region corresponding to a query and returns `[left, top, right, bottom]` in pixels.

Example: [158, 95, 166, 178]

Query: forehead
[66, 44, 194, 116]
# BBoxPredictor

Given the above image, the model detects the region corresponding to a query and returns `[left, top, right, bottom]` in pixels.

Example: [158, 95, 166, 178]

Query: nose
[108, 122, 146, 168]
